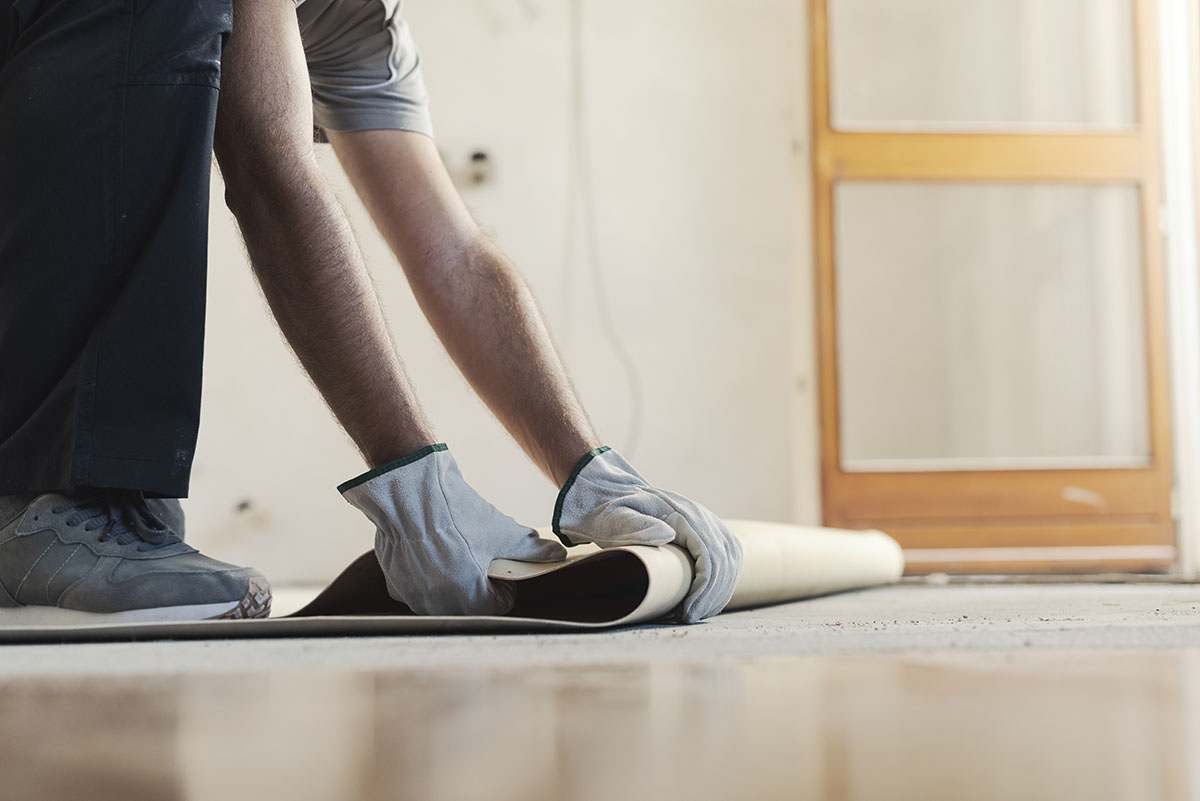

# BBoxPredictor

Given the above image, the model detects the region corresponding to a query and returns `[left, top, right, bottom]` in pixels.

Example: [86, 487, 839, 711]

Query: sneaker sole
[213, 576, 272, 620]
[0, 576, 272, 626]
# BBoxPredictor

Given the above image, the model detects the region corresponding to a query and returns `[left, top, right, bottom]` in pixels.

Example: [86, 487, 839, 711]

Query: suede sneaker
[148, 497, 185, 539]
[0, 490, 270, 624]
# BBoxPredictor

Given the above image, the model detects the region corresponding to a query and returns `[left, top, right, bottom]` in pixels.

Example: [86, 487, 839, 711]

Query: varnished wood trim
[1136, 0, 1174, 493]
[869, 520, 1170, 550]
[819, 133, 1146, 181]
[903, 555, 1174, 576]
[824, 468, 1164, 522]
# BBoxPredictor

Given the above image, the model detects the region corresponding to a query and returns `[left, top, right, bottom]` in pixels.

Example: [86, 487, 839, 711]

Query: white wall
[188, 0, 817, 583]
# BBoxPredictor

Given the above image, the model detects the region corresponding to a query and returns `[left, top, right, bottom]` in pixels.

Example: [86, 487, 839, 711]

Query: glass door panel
[829, 0, 1137, 131]
[835, 182, 1150, 470]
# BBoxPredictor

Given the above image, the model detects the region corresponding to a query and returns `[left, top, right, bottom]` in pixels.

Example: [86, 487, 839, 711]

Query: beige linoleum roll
[489, 520, 905, 623]
[722, 520, 905, 610]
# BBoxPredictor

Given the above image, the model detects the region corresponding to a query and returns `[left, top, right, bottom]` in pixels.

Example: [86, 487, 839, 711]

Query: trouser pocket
[127, 0, 232, 87]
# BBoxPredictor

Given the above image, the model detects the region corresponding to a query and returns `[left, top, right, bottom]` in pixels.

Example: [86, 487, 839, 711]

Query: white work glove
[553, 447, 743, 624]
[339, 444, 567, 615]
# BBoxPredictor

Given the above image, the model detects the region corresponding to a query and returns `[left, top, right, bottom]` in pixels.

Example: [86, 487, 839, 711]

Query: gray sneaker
[0, 491, 270, 625]
[148, 497, 185, 539]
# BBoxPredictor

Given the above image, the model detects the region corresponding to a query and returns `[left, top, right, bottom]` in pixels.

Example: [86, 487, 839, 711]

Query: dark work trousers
[0, 0, 231, 498]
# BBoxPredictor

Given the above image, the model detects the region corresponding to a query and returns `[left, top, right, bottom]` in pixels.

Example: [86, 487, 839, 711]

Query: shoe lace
[51, 490, 177, 551]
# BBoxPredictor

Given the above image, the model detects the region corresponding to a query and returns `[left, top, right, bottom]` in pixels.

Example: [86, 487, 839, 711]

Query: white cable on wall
[563, 0, 644, 458]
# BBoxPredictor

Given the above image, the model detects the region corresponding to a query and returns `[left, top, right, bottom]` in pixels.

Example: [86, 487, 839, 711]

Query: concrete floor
[3, 583, 1200, 675]
[4, 584, 1200, 800]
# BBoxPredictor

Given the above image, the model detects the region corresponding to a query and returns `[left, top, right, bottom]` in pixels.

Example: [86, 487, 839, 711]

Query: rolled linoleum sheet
[724, 520, 904, 610]
[487, 520, 905, 624]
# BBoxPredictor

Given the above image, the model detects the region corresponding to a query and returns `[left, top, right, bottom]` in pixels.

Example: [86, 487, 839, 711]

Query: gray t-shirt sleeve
[296, 0, 433, 138]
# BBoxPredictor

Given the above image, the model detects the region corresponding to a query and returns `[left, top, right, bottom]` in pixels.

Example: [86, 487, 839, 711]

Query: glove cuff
[551, 446, 613, 544]
[336, 443, 449, 495]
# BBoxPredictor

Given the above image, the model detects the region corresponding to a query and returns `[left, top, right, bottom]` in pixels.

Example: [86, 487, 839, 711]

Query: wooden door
[812, 0, 1175, 573]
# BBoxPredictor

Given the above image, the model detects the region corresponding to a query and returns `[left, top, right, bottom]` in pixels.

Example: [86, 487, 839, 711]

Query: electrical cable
[563, 0, 644, 458]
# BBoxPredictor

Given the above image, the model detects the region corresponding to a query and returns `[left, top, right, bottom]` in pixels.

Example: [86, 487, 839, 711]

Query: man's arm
[326, 129, 743, 622]
[212, 0, 566, 617]
[325, 130, 602, 486]
[214, 0, 434, 469]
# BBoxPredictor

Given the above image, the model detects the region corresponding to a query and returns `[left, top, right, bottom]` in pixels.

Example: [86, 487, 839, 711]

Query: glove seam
[337, 444, 448, 494]
[551, 446, 612, 543]
[434, 455, 493, 584]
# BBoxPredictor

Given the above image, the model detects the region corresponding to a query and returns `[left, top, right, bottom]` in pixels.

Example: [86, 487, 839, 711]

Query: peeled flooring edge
[0, 520, 904, 643]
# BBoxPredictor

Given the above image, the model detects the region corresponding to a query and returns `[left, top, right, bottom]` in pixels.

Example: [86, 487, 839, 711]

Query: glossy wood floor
[0, 648, 1195, 801]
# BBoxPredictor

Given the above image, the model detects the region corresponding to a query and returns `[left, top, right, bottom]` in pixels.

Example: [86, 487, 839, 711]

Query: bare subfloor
[3, 584, 1200, 801]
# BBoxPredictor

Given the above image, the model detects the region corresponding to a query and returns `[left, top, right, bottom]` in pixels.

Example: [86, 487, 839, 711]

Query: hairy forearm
[212, 1, 437, 472]
[409, 239, 600, 485]
[327, 129, 602, 486]
[223, 172, 436, 468]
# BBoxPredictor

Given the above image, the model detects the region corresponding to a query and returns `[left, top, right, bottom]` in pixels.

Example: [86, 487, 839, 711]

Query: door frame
[810, 0, 1177, 573]
[1164, 0, 1200, 579]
